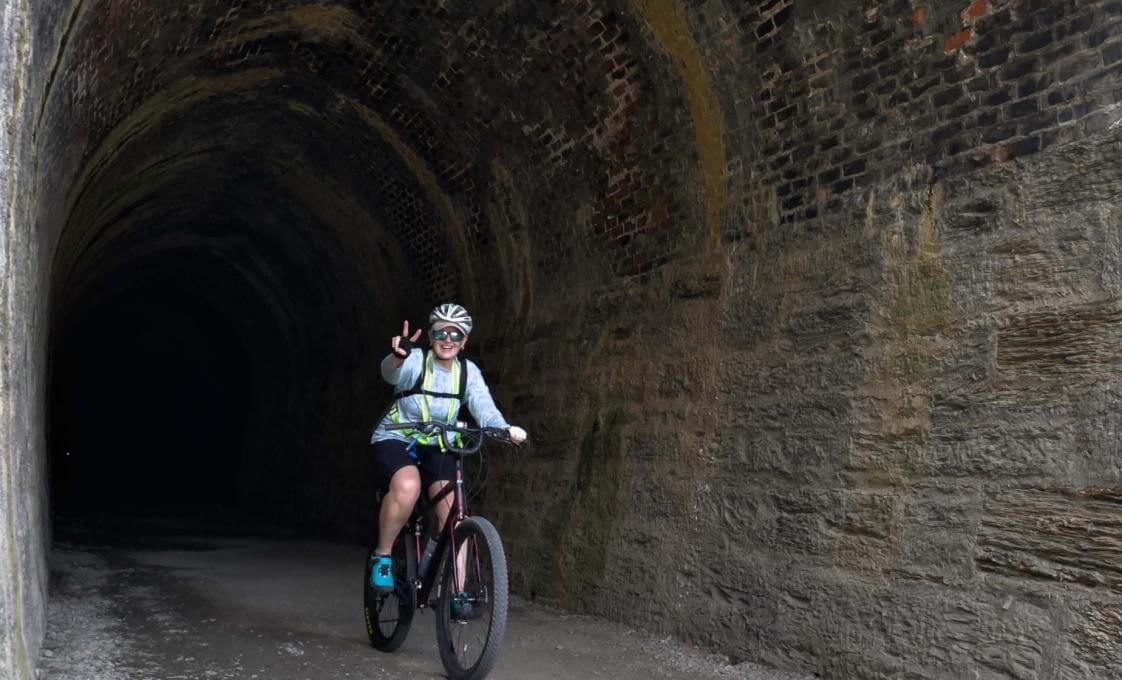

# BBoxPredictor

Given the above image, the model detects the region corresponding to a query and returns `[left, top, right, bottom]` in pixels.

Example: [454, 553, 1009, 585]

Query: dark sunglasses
[432, 329, 465, 342]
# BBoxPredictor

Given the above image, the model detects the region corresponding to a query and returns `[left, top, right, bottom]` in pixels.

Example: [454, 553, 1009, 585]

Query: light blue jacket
[370, 348, 509, 444]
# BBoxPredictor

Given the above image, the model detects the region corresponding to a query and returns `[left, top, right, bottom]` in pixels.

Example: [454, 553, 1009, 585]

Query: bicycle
[364, 421, 512, 680]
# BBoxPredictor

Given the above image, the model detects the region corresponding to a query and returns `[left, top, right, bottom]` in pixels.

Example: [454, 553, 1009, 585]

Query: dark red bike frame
[385, 421, 508, 610]
[407, 461, 471, 607]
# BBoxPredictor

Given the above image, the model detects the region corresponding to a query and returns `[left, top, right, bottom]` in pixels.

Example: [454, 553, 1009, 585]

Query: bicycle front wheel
[435, 516, 508, 680]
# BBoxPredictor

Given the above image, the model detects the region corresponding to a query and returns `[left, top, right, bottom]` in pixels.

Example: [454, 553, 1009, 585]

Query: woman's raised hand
[392, 320, 423, 361]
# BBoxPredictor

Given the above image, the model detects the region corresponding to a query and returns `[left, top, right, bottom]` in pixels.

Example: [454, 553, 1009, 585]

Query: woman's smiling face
[430, 324, 466, 361]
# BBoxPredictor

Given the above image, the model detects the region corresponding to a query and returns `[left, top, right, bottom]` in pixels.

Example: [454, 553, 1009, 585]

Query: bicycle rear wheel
[364, 530, 415, 652]
[434, 516, 508, 680]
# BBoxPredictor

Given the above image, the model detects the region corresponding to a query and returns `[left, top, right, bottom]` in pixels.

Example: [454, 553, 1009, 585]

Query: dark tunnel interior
[44, 167, 405, 527]
[36, 2, 646, 538]
[50, 253, 257, 515]
[39, 38, 466, 529]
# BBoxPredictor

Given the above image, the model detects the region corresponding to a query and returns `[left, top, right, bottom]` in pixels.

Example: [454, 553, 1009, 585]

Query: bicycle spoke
[378, 596, 401, 632]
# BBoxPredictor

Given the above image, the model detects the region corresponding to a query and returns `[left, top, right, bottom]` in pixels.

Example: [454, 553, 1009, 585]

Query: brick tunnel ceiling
[47, 2, 713, 514]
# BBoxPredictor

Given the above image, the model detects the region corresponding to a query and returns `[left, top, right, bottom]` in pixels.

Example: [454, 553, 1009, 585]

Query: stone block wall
[484, 2, 1122, 678]
[0, 1, 49, 679]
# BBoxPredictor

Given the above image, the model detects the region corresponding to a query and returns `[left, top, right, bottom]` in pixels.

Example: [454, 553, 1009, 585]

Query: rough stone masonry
[2, 0, 1122, 678]
[2, 1, 49, 679]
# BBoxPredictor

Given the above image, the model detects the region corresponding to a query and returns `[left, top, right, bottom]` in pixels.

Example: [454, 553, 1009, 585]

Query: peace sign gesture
[392, 320, 423, 362]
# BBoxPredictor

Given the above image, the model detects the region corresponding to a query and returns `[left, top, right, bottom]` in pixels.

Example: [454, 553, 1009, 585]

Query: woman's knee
[389, 467, 421, 501]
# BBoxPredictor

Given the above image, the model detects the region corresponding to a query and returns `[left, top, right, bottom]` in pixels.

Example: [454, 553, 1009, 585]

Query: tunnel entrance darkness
[42, 154, 444, 532]
[49, 252, 256, 515]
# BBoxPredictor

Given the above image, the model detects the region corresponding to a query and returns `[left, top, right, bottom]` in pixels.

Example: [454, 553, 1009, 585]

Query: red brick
[962, 0, 989, 22]
[945, 28, 973, 52]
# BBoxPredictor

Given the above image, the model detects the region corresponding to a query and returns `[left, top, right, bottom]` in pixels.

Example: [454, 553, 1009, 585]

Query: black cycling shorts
[371, 438, 457, 493]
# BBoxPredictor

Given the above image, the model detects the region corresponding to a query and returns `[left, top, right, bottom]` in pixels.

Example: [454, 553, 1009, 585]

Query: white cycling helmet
[429, 303, 473, 334]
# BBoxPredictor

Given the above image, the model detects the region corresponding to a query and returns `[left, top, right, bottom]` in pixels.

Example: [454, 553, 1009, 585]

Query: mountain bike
[364, 421, 511, 680]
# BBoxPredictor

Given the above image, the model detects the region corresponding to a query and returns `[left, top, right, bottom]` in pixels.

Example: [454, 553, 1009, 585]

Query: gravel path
[37, 517, 814, 680]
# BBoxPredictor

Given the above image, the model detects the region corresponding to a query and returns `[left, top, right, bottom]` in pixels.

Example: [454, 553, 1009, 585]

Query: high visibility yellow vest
[388, 350, 465, 450]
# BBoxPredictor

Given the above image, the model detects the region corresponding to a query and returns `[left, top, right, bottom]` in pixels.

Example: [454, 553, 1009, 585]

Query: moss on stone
[531, 405, 624, 608]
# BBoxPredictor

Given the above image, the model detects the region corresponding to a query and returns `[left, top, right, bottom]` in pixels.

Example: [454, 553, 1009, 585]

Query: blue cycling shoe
[450, 591, 481, 621]
[370, 554, 394, 593]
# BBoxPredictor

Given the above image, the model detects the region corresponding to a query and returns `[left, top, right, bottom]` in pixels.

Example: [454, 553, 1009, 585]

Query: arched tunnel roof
[37, 1, 727, 531]
[45, 1, 725, 330]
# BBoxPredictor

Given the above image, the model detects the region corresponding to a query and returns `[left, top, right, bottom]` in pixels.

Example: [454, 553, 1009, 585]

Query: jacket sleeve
[381, 348, 422, 389]
[464, 360, 509, 429]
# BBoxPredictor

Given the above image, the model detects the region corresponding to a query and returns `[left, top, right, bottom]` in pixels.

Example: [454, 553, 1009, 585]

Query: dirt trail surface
[37, 517, 813, 680]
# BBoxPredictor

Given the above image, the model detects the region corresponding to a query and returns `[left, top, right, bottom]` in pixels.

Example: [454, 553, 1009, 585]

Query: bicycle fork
[448, 470, 490, 612]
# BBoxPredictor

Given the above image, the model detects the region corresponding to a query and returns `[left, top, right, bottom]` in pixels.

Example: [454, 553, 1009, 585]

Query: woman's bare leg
[376, 466, 421, 554]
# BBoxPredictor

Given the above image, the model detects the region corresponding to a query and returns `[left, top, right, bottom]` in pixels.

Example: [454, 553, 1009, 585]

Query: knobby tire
[434, 516, 508, 680]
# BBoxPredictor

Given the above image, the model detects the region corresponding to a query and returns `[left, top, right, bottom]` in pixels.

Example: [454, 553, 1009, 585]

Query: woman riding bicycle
[369, 303, 527, 592]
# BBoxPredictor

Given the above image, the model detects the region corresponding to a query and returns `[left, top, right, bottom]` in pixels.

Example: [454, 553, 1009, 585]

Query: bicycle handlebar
[385, 421, 511, 456]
